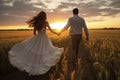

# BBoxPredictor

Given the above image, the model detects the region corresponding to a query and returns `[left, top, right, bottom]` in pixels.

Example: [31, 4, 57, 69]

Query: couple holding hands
[8, 8, 89, 78]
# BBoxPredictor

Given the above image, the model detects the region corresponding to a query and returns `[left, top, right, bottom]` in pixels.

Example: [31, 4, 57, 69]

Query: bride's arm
[46, 21, 58, 35]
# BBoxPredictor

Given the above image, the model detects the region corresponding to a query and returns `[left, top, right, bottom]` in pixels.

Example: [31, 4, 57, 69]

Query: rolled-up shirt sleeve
[83, 19, 89, 37]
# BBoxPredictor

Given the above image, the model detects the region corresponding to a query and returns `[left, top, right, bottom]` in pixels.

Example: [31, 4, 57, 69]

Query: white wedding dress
[8, 27, 64, 75]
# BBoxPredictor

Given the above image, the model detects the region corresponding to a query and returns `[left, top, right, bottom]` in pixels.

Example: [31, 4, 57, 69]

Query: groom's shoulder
[78, 16, 85, 21]
[69, 17, 73, 19]
[69, 16, 83, 20]
[69, 16, 75, 20]
[78, 16, 84, 19]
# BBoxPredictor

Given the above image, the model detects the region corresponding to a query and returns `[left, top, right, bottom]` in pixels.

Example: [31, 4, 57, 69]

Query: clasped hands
[55, 30, 89, 41]
[55, 31, 62, 35]
[55, 31, 89, 41]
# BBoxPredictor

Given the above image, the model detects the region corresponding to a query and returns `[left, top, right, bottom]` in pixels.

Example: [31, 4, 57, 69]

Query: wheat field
[0, 30, 120, 80]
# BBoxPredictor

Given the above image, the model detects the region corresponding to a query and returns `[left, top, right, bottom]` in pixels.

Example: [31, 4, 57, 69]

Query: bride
[8, 11, 64, 75]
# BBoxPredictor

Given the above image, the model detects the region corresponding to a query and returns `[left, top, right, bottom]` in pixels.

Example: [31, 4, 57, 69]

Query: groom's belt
[71, 34, 82, 36]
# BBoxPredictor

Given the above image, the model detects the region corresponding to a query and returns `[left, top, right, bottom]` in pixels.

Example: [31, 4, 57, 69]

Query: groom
[60, 8, 89, 79]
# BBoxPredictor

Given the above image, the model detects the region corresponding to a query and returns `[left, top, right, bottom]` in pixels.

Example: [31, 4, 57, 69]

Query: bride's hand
[57, 32, 61, 35]
[54, 32, 60, 36]
[56, 31, 62, 35]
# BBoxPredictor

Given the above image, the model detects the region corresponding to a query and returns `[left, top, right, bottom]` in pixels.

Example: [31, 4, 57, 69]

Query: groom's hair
[73, 8, 79, 14]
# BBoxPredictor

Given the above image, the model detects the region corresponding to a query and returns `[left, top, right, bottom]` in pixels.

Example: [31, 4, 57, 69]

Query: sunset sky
[0, 0, 120, 29]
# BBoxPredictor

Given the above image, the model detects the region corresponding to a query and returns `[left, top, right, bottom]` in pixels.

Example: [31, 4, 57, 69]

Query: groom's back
[69, 15, 85, 35]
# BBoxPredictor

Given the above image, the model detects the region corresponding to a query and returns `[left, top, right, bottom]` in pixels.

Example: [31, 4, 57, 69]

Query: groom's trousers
[68, 34, 82, 72]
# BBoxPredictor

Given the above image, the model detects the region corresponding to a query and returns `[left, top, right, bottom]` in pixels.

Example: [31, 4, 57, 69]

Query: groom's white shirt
[64, 15, 89, 36]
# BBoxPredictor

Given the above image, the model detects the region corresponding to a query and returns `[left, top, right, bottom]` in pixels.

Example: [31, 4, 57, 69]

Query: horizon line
[0, 27, 120, 31]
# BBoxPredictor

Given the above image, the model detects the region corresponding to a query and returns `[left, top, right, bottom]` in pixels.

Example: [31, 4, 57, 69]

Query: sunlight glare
[50, 22, 67, 31]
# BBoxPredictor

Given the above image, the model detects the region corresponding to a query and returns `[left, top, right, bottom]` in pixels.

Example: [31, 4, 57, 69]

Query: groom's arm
[82, 19, 89, 41]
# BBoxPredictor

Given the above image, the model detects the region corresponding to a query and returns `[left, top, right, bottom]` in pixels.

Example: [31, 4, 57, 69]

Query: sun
[50, 22, 67, 31]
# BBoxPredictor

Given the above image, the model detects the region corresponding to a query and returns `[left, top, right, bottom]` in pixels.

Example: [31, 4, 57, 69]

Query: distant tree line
[103, 27, 120, 30]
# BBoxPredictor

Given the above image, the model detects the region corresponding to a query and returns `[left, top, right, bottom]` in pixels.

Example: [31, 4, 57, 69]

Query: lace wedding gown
[8, 27, 64, 75]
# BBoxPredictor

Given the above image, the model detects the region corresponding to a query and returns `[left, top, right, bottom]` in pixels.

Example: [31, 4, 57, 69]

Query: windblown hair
[27, 11, 47, 31]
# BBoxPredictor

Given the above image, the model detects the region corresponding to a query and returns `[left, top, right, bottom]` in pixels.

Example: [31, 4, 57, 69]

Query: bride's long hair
[27, 11, 47, 31]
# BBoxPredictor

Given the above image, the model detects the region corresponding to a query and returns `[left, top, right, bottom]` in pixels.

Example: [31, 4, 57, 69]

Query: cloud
[0, 0, 120, 26]
[0, 0, 45, 26]
[109, 0, 120, 8]
[52, 0, 120, 22]
[0, 14, 27, 26]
